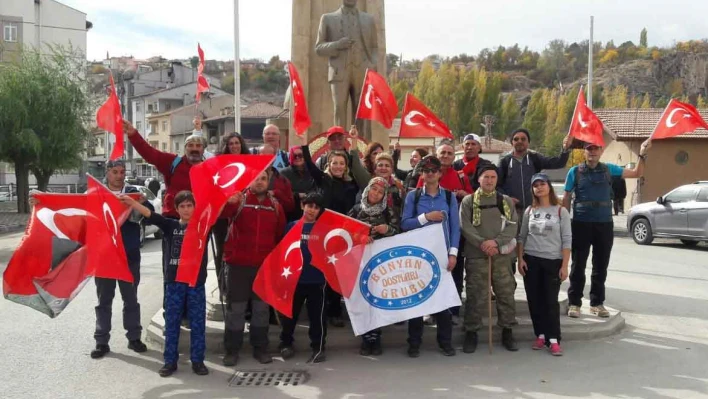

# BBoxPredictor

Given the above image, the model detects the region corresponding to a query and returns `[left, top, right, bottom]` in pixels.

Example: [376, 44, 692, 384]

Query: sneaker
[549, 343, 563, 356]
[253, 348, 273, 364]
[439, 344, 456, 357]
[590, 305, 610, 318]
[90, 344, 110, 359]
[158, 363, 177, 377]
[279, 345, 295, 360]
[192, 362, 209, 375]
[127, 340, 147, 353]
[329, 317, 345, 328]
[407, 345, 420, 358]
[532, 337, 547, 350]
[567, 305, 581, 318]
[307, 351, 326, 363]
[222, 351, 238, 367]
[370, 341, 383, 356]
[359, 341, 372, 356]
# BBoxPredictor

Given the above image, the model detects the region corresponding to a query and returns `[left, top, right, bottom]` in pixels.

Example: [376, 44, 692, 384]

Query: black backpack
[473, 192, 506, 216]
[412, 187, 453, 215]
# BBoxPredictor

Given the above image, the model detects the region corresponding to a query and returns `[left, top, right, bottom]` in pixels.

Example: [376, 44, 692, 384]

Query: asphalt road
[1, 231, 707, 399]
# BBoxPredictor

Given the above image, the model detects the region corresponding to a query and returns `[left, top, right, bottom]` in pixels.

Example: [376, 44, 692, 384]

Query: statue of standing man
[316, 0, 378, 141]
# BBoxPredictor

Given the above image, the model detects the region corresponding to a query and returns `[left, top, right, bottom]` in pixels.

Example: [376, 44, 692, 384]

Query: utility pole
[481, 115, 495, 149]
[233, 0, 241, 133]
[588, 16, 594, 109]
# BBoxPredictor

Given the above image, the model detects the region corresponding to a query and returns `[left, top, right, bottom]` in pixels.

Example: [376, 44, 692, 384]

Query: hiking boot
[462, 332, 478, 354]
[439, 344, 456, 357]
[158, 363, 177, 377]
[590, 305, 610, 318]
[359, 341, 372, 356]
[90, 344, 110, 359]
[222, 351, 238, 367]
[279, 345, 295, 360]
[191, 362, 209, 375]
[549, 343, 563, 356]
[501, 328, 518, 352]
[128, 339, 147, 353]
[567, 305, 581, 318]
[253, 348, 273, 364]
[329, 317, 345, 328]
[370, 340, 383, 356]
[307, 351, 326, 363]
[407, 345, 420, 358]
[532, 337, 547, 350]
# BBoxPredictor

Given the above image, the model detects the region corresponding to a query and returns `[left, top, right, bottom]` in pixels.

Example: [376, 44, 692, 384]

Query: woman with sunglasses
[280, 146, 317, 222]
[517, 173, 571, 356]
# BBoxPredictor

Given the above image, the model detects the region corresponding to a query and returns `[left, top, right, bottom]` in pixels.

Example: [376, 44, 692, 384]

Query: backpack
[413, 187, 453, 215]
[230, 190, 281, 222]
[473, 192, 507, 216]
[170, 156, 182, 175]
[573, 162, 613, 197]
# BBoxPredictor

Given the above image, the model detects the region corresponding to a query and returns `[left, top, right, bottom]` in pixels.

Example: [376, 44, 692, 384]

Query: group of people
[33, 118, 651, 377]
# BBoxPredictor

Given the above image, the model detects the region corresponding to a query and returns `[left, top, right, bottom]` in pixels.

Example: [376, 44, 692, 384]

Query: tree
[698, 95, 707, 109]
[602, 85, 629, 108]
[391, 79, 409, 113]
[190, 56, 199, 69]
[522, 89, 549, 144]
[640, 28, 648, 48]
[413, 61, 436, 107]
[222, 74, 235, 94]
[599, 49, 619, 66]
[640, 93, 652, 108]
[386, 53, 400, 72]
[498, 94, 521, 139]
[0, 45, 91, 213]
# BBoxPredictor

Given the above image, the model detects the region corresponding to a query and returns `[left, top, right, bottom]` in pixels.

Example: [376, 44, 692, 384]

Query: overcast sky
[63, 0, 708, 62]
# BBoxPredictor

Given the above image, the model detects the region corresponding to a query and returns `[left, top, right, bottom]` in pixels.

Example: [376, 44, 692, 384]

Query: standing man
[459, 165, 519, 353]
[453, 133, 494, 191]
[251, 125, 290, 170]
[564, 140, 651, 318]
[611, 176, 627, 215]
[315, 126, 350, 171]
[315, 0, 379, 141]
[401, 155, 459, 358]
[497, 129, 571, 215]
[92, 160, 153, 358]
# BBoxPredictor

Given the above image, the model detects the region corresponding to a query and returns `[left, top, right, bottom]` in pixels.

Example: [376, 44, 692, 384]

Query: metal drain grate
[228, 370, 309, 387]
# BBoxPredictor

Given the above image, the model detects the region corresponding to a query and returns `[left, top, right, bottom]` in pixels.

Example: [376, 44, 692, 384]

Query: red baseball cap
[326, 126, 346, 139]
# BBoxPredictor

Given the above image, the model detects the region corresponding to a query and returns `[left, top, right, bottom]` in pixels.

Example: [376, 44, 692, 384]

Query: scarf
[472, 189, 512, 226]
[360, 177, 389, 216]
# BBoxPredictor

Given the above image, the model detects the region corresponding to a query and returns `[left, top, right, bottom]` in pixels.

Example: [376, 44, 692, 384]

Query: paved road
[1, 230, 708, 399]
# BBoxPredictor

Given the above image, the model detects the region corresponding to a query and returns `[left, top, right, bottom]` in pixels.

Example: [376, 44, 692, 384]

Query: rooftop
[596, 108, 708, 140]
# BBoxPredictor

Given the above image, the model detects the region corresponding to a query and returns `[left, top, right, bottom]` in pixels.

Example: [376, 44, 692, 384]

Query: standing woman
[213, 133, 250, 291]
[300, 131, 359, 327]
[362, 142, 385, 176]
[280, 146, 316, 222]
[517, 173, 571, 356]
[348, 177, 400, 356]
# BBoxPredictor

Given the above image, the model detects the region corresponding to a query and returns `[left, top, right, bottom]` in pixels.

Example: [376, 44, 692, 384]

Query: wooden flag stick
[488, 256, 493, 354]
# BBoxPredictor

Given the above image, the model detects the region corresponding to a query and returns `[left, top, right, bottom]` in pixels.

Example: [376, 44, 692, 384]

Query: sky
[62, 0, 708, 62]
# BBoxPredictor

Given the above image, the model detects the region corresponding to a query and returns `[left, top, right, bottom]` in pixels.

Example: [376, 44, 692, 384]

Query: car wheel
[680, 239, 700, 247]
[139, 223, 146, 247]
[154, 230, 163, 240]
[631, 218, 654, 245]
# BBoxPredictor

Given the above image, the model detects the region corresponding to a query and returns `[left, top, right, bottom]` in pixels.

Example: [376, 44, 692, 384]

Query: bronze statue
[315, 0, 378, 140]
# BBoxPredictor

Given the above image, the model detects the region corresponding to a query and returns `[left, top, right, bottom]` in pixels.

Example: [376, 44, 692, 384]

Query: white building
[0, 0, 91, 62]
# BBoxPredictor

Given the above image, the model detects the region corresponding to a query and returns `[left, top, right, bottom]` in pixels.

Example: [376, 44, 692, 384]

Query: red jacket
[417, 166, 474, 193]
[128, 132, 194, 218]
[222, 192, 286, 267]
[269, 168, 295, 215]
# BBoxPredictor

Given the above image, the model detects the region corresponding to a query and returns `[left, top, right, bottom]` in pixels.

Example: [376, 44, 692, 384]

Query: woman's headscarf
[360, 177, 389, 216]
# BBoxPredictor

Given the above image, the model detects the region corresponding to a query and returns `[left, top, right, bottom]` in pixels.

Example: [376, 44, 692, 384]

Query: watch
[638, 154, 647, 160]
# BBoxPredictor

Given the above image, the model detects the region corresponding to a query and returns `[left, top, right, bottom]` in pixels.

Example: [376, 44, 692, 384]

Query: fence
[0, 183, 84, 202]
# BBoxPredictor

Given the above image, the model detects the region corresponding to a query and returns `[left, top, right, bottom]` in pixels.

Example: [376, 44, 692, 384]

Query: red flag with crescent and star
[287, 62, 311, 136]
[568, 87, 605, 147]
[308, 210, 370, 298]
[355, 69, 399, 129]
[651, 99, 708, 140]
[196, 43, 210, 104]
[96, 73, 124, 160]
[176, 155, 275, 286]
[399, 93, 453, 139]
[252, 220, 304, 318]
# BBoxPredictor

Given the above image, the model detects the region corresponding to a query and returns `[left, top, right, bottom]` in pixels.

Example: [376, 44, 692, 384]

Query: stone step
[146, 305, 624, 354]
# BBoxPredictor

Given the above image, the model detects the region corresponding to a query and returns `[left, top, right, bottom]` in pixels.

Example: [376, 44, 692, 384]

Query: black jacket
[303, 145, 359, 215]
[497, 150, 570, 210]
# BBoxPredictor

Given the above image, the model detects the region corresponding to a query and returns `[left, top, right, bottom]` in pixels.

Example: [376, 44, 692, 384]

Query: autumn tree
[640, 28, 648, 48]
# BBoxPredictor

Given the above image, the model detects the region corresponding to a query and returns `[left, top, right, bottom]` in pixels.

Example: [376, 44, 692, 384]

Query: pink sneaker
[549, 343, 563, 356]
[532, 337, 546, 350]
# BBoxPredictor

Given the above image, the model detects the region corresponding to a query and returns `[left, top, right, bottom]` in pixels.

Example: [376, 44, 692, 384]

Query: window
[162, 121, 167, 132]
[162, 142, 167, 151]
[697, 188, 708, 203]
[664, 187, 697, 204]
[173, 142, 180, 153]
[135, 102, 141, 112]
[147, 103, 153, 113]
[4, 23, 18, 42]
[136, 121, 142, 131]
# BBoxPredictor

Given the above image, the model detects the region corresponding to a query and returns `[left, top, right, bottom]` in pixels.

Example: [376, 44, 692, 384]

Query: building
[0, 0, 91, 63]
[596, 108, 708, 209]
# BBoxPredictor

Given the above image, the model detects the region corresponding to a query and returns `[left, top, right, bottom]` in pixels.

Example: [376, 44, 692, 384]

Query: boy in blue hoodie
[278, 191, 328, 364]
[121, 190, 209, 377]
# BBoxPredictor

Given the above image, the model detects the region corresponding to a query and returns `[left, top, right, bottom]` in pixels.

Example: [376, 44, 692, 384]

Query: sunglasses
[292, 153, 304, 159]
[421, 168, 439, 174]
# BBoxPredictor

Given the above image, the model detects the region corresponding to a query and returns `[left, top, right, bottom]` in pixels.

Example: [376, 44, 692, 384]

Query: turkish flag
[308, 210, 370, 298]
[287, 62, 311, 136]
[177, 154, 275, 286]
[399, 93, 453, 139]
[568, 88, 604, 147]
[86, 174, 134, 283]
[651, 99, 708, 140]
[355, 69, 399, 129]
[252, 220, 304, 318]
[196, 43, 211, 103]
[96, 73, 124, 160]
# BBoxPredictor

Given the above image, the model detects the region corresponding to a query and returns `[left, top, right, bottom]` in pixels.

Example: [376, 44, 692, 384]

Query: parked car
[134, 185, 163, 246]
[0, 192, 10, 202]
[627, 182, 708, 246]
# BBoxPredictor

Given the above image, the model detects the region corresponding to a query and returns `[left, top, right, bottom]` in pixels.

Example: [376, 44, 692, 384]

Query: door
[687, 187, 708, 238]
[653, 186, 696, 236]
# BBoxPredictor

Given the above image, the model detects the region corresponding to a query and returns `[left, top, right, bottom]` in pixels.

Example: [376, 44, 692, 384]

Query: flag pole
[354, 68, 370, 126]
[488, 256, 493, 354]
[233, 0, 241, 134]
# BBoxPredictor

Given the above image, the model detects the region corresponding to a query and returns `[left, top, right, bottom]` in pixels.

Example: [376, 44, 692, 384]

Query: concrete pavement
[1, 227, 708, 398]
